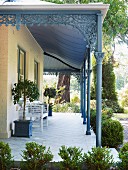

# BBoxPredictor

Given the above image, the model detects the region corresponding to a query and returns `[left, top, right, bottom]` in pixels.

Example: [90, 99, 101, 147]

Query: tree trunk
[57, 74, 70, 103]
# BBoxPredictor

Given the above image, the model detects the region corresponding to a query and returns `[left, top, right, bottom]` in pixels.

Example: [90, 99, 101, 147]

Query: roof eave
[0, 3, 110, 20]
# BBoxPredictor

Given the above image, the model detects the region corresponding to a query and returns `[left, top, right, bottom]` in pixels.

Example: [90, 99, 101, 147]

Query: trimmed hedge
[120, 142, 128, 154]
[118, 142, 128, 170]
[90, 109, 111, 134]
[21, 142, 53, 170]
[102, 119, 124, 148]
[83, 147, 114, 170]
[58, 145, 83, 170]
[0, 141, 13, 170]
[90, 109, 124, 148]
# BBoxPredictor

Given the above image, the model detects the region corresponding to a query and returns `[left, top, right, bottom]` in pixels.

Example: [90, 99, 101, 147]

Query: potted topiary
[12, 79, 39, 137]
[44, 87, 56, 116]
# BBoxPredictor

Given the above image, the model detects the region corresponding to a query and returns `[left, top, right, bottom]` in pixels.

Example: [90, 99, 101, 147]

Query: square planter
[14, 120, 32, 137]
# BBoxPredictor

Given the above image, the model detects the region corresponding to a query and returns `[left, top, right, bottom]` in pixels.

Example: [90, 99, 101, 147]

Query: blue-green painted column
[94, 13, 104, 147]
[80, 70, 83, 117]
[83, 60, 86, 124]
[86, 48, 91, 135]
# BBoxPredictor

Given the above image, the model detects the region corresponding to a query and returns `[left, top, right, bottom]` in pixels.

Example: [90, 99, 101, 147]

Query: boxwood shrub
[21, 142, 53, 170]
[90, 109, 110, 134]
[117, 142, 128, 170]
[0, 141, 13, 170]
[83, 147, 114, 170]
[120, 142, 128, 154]
[58, 145, 83, 170]
[102, 119, 124, 148]
[118, 151, 128, 170]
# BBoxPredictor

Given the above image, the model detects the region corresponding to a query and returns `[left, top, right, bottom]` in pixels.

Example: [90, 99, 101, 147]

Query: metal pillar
[86, 48, 91, 135]
[80, 70, 83, 117]
[83, 60, 86, 124]
[95, 13, 104, 147]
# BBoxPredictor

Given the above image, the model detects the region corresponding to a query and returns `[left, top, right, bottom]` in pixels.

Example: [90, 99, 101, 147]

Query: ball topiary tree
[44, 87, 56, 105]
[12, 79, 39, 120]
[44, 87, 56, 116]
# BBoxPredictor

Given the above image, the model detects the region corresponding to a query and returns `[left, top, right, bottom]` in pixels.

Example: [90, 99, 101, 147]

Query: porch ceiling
[0, 1, 109, 73]
[28, 24, 86, 72]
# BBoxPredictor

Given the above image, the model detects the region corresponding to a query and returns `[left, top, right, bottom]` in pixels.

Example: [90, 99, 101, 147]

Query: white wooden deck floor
[1, 113, 119, 162]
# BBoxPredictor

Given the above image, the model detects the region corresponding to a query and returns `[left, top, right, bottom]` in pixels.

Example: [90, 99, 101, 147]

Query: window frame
[17, 47, 26, 82]
[34, 60, 38, 86]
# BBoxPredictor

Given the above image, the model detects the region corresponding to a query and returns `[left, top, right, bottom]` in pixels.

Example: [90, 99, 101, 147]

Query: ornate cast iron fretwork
[0, 14, 16, 26]
[0, 13, 97, 47]
[22, 14, 97, 47]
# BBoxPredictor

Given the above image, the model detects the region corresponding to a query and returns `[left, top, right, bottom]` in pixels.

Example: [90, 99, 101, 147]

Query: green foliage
[90, 109, 97, 133]
[21, 142, 53, 170]
[102, 100, 124, 113]
[55, 86, 65, 104]
[102, 119, 124, 148]
[120, 142, 128, 154]
[102, 107, 113, 118]
[82, 0, 128, 43]
[102, 0, 128, 43]
[90, 109, 123, 148]
[12, 80, 39, 119]
[119, 142, 128, 170]
[90, 108, 110, 134]
[71, 95, 80, 104]
[0, 141, 13, 170]
[91, 60, 118, 101]
[43, 0, 128, 43]
[90, 99, 124, 113]
[58, 145, 83, 170]
[53, 102, 80, 113]
[102, 61, 118, 101]
[12, 80, 39, 104]
[83, 147, 114, 170]
[119, 84, 128, 107]
[118, 151, 128, 170]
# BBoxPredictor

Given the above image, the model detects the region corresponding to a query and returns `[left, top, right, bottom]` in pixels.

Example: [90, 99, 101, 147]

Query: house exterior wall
[0, 25, 44, 138]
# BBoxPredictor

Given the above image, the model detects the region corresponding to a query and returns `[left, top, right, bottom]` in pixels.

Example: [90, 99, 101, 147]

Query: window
[34, 60, 38, 85]
[17, 47, 26, 82]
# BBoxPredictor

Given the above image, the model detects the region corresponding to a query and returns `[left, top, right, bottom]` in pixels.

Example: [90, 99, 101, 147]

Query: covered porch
[0, 112, 96, 161]
[1, 112, 119, 162]
[0, 0, 109, 147]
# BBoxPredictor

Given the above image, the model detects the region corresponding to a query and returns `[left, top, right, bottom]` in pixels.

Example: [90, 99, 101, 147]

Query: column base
[86, 131, 91, 135]
[83, 121, 86, 124]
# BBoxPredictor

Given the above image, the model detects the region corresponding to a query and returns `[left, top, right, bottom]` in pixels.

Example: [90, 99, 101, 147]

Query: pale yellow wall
[0, 26, 8, 138]
[0, 25, 44, 138]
